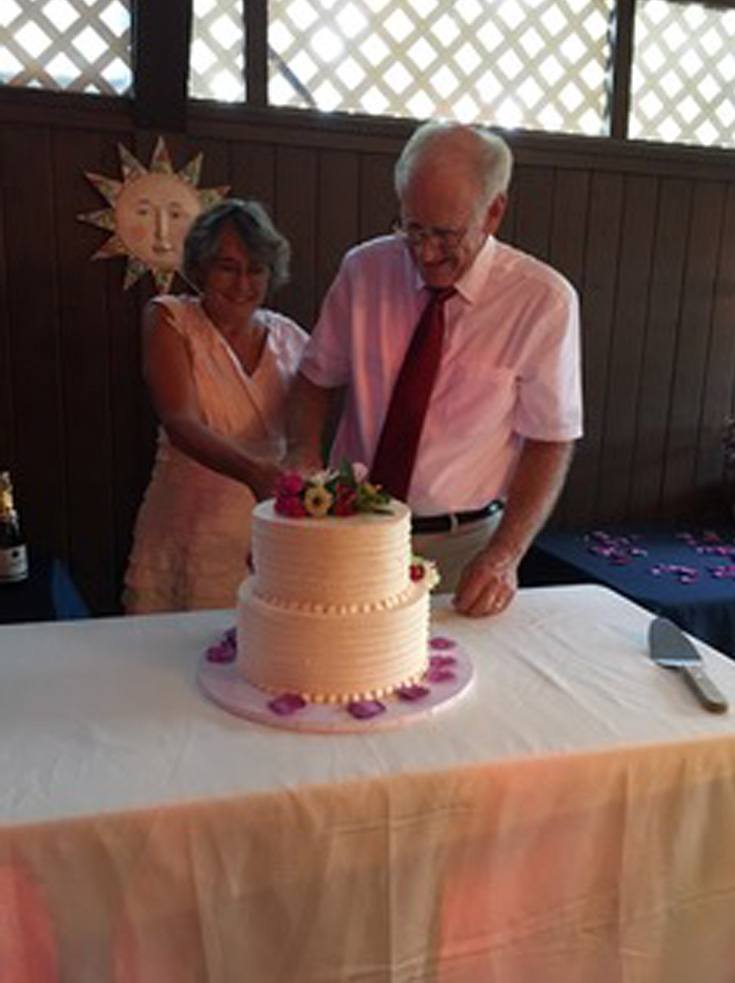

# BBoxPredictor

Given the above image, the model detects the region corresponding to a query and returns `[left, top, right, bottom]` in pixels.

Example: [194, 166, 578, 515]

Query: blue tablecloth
[0, 551, 89, 624]
[521, 524, 735, 657]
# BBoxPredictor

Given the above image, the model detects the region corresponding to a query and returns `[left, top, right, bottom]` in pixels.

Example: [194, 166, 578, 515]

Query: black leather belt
[411, 499, 504, 534]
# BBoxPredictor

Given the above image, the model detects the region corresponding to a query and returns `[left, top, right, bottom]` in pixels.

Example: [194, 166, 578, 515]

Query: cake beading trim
[251, 582, 417, 614]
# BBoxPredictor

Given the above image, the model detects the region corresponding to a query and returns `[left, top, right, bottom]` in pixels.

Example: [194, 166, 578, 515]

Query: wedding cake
[236, 467, 434, 703]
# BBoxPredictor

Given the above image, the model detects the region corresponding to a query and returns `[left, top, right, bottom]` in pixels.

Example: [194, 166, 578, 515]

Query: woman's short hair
[183, 198, 290, 294]
[394, 122, 513, 207]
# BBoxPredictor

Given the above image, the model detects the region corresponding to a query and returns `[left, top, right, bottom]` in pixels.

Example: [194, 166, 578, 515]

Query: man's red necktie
[370, 287, 455, 501]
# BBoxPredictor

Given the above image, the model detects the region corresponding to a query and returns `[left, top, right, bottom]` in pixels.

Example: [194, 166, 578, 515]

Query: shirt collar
[411, 235, 498, 305]
[454, 235, 497, 304]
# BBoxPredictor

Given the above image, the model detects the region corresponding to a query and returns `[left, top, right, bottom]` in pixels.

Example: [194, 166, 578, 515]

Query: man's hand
[453, 544, 519, 617]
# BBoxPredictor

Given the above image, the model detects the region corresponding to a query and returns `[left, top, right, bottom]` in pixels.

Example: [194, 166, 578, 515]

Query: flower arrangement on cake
[410, 555, 441, 589]
[274, 460, 392, 518]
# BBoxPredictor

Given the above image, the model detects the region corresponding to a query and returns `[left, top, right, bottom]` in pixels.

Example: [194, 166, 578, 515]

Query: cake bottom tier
[236, 580, 430, 703]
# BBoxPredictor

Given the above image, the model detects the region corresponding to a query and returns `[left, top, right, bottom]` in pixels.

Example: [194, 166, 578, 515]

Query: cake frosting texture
[237, 499, 430, 702]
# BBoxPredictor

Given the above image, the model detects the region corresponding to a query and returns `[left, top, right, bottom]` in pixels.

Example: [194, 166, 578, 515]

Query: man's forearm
[285, 371, 339, 471]
[487, 439, 575, 562]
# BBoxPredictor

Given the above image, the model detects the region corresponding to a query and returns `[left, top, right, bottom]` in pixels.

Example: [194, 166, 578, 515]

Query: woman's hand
[247, 461, 282, 501]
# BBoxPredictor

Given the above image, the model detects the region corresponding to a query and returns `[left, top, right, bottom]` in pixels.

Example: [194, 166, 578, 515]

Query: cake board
[198, 632, 474, 733]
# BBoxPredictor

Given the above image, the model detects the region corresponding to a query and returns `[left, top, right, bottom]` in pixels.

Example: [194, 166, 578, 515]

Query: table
[0, 551, 89, 624]
[2, 587, 735, 982]
[521, 524, 735, 657]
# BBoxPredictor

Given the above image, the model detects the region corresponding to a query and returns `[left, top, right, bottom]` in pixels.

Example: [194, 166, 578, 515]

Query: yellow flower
[304, 484, 334, 518]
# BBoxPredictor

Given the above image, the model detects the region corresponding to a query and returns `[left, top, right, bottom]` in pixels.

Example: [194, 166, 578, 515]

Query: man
[287, 122, 582, 617]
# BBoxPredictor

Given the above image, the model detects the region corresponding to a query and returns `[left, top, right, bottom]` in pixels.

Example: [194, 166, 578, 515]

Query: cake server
[648, 616, 728, 714]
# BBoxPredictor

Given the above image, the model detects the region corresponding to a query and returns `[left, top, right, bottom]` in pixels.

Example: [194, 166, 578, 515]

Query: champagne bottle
[0, 471, 28, 583]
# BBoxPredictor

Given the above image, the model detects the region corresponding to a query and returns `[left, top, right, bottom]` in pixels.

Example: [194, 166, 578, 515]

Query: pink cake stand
[198, 633, 474, 733]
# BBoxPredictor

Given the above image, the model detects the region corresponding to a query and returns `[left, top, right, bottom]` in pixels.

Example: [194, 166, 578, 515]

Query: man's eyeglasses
[392, 221, 469, 252]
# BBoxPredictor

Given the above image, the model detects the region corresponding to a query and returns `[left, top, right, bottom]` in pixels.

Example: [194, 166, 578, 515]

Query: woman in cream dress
[124, 200, 308, 613]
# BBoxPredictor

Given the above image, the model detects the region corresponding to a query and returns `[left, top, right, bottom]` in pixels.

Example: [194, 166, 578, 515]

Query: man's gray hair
[394, 122, 513, 206]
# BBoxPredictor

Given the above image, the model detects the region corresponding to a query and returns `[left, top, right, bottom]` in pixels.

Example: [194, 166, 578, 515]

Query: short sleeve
[298, 257, 354, 387]
[514, 281, 583, 441]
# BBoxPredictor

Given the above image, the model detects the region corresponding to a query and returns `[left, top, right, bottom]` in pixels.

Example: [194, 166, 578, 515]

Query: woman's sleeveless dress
[124, 295, 307, 613]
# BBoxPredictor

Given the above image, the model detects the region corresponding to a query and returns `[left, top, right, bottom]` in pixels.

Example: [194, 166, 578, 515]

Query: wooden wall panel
[53, 129, 117, 612]
[695, 184, 735, 504]
[0, 125, 67, 557]
[596, 175, 658, 522]
[275, 146, 318, 330]
[1, 96, 735, 611]
[661, 180, 725, 518]
[315, 150, 360, 313]
[108, 267, 152, 611]
[0, 190, 13, 471]
[629, 177, 692, 517]
[560, 172, 623, 527]
[512, 166, 554, 263]
[230, 142, 276, 211]
[359, 154, 396, 241]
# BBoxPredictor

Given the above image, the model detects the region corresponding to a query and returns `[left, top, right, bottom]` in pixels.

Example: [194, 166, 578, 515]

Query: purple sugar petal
[347, 699, 386, 719]
[206, 642, 236, 663]
[430, 636, 456, 650]
[429, 654, 457, 668]
[396, 684, 431, 701]
[268, 693, 307, 715]
[425, 666, 457, 683]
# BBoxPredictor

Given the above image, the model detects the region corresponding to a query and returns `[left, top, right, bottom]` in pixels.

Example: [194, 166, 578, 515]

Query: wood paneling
[275, 145, 318, 329]
[316, 150, 360, 306]
[597, 175, 658, 522]
[563, 171, 623, 527]
[662, 180, 725, 518]
[696, 184, 735, 504]
[1, 94, 734, 612]
[1, 125, 67, 558]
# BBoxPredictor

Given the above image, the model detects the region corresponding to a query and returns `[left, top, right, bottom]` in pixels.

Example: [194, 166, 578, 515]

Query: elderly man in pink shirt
[287, 121, 582, 617]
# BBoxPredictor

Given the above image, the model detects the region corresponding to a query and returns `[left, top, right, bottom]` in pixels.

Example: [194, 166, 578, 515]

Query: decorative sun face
[78, 137, 229, 292]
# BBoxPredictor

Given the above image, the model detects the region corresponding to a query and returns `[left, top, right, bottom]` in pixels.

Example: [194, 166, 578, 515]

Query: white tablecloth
[2, 585, 735, 982]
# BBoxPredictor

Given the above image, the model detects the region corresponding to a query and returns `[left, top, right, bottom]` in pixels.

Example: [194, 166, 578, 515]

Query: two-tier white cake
[236, 499, 431, 703]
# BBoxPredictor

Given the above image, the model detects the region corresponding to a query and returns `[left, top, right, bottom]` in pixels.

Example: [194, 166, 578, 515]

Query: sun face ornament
[78, 137, 229, 292]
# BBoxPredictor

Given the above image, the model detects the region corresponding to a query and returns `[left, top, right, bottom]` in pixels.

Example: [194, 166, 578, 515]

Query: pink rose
[275, 473, 305, 498]
[275, 495, 308, 517]
[333, 488, 357, 516]
[332, 483, 357, 515]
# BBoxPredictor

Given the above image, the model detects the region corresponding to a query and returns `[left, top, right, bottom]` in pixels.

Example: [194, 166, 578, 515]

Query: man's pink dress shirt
[299, 235, 583, 516]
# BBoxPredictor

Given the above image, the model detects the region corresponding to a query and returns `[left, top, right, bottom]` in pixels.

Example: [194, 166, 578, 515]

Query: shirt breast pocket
[438, 366, 517, 437]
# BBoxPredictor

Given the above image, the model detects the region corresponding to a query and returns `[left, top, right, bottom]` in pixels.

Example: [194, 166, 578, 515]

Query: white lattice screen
[630, 0, 735, 149]
[189, 0, 245, 102]
[0, 0, 130, 95]
[268, 0, 614, 134]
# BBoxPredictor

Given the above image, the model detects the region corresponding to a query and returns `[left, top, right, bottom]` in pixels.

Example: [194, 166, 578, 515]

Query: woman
[124, 199, 308, 613]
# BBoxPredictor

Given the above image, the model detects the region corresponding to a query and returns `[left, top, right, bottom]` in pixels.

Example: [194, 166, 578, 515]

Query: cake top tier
[251, 498, 413, 610]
